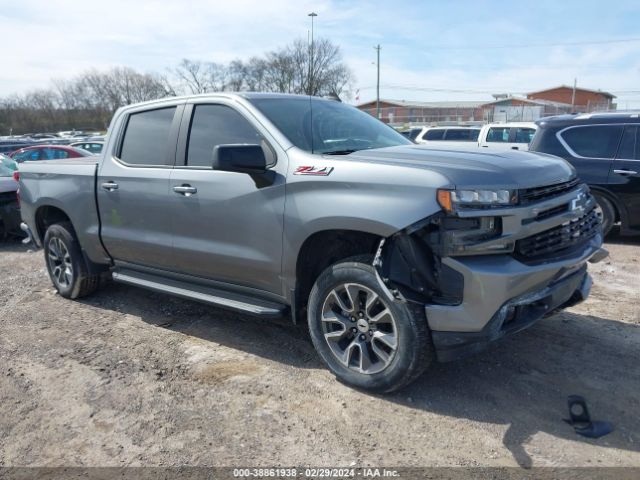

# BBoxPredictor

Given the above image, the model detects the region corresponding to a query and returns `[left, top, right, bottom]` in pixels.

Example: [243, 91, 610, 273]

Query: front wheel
[593, 193, 616, 237]
[44, 222, 101, 299]
[307, 258, 434, 392]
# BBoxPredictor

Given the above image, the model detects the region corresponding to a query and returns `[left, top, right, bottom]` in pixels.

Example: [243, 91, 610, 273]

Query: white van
[477, 122, 538, 151]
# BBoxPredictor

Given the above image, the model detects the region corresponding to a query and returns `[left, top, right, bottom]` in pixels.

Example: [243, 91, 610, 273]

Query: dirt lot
[0, 233, 639, 468]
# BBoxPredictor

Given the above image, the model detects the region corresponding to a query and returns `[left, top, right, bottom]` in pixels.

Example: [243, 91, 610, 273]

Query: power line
[422, 37, 640, 50]
[357, 85, 533, 94]
[358, 84, 640, 96]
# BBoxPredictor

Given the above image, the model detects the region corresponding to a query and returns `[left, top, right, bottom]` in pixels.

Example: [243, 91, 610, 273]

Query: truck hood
[345, 145, 575, 189]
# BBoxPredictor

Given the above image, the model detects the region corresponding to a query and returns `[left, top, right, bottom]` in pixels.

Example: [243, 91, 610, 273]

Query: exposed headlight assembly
[437, 189, 517, 212]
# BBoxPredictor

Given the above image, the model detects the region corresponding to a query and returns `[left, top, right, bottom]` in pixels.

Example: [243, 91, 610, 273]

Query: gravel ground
[0, 232, 639, 468]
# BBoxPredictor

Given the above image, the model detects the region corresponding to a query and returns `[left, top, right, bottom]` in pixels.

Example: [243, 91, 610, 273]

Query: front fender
[281, 148, 448, 293]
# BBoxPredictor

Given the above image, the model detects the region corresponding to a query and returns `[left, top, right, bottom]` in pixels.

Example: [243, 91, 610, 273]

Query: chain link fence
[360, 102, 616, 127]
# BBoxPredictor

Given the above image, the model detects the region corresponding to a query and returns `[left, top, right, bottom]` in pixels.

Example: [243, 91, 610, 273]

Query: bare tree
[0, 37, 354, 135]
[170, 37, 354, 98]
[0, 67, 171, 134]
[173, 59, 228, 95]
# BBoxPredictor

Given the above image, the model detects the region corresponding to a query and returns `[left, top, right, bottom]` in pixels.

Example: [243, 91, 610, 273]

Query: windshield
[249, 97, 412, 154]
[0, 155, 17, 177]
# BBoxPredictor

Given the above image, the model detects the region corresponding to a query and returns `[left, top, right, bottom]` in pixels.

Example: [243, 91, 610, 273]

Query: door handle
[173, 185, 197, 196]
[613, 169, 638, 175]
[101, 181, 118, 191]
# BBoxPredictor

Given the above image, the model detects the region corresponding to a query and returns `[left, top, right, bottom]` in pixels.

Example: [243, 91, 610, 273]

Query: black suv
[530, 112, 640, 236]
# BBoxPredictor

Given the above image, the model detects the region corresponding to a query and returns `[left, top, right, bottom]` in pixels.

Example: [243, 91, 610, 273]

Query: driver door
[169, 101, 287, 295]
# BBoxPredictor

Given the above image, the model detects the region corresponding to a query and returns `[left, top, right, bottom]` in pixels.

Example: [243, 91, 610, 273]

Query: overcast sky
[3, 0, 640, 107]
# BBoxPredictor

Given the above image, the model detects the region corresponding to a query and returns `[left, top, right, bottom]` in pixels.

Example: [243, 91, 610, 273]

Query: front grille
[515, 207, 600, 261]
[534, 203, 568, 222]
[519, 178, 580, 204]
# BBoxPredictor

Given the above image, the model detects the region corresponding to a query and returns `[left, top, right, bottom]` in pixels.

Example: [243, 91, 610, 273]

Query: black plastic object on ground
[564, 395, 614, 438]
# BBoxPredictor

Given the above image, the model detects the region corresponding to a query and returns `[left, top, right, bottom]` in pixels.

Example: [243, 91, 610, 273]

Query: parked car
[0, 155, 21, 238]
[9, 145, 92, 162]
[478, 122, 538, 151]
[18, 93, 606, 392]
[0, 139, 35, 154]
[529, 111, 640, 236]
[70, 141, 104, 155]
[414, 126, 481, 147]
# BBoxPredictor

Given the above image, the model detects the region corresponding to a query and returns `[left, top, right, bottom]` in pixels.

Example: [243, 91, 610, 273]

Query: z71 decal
[293, 166, 334, 176]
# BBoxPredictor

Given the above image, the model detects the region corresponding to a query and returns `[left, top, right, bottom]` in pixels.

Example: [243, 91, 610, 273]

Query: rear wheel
[308, 258, 434, 392]
[44, 222, 101, 299]
[593, 193, 615, 237]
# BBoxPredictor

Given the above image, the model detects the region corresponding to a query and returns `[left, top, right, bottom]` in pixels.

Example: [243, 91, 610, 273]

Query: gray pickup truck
[18, 93, 607, 392]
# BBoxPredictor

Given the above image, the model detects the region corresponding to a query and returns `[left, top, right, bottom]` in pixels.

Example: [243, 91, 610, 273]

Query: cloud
[2, 0, 639, 107]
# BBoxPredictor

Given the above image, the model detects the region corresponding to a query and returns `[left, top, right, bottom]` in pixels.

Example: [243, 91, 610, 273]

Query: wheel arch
[35, 204, 73, 243]
[589, 186, 623, 224]
[35, 204, 108, 275]
[291, 229, 384, 323]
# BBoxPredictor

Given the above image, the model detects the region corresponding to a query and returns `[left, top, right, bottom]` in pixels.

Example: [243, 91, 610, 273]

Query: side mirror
[212, 144, 267, 174]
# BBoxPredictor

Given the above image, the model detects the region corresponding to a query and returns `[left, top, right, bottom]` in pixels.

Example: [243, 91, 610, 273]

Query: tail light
[13, 171, 20, 206]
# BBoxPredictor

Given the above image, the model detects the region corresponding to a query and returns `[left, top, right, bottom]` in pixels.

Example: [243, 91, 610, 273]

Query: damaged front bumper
[428, 235, 607, 361]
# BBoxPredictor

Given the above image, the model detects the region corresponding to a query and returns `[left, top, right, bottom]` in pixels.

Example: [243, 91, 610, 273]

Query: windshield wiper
[321, 149, 360, 155]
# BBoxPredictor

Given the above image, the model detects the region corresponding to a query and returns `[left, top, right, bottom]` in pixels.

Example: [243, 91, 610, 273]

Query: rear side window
[617, 126, 637, 160]
[559, 125, 624, 159]
[14, 150, 39, 161]
[119, 107, 177, 166]
[486, 127, 510, 142]
[186, 104, 263, 168]
[424, 129, 445, 141]
[514, 128, 536, 143]
[444, 129, 479, 141]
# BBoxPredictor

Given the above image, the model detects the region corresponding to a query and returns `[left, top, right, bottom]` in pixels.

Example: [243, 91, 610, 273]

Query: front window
[248, 97, 411, 154]
[186, 104, 263, 168]
[424, 129, 446, 141]
[444, 129, 480, 141]
[486, 127, 510, 143]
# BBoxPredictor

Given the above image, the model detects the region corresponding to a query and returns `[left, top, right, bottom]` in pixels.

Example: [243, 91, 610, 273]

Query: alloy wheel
[321, 283, 398, 375]
[47, 237, 73, 288]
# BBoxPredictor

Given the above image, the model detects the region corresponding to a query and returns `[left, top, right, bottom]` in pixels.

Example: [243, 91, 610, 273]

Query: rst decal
[293, 166, 334, 176]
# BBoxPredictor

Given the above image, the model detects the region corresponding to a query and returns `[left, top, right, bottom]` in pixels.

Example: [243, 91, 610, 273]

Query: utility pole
[308, 12, 318, 95]
[571, 78, 577, 109]
[375, 44, 381, 119]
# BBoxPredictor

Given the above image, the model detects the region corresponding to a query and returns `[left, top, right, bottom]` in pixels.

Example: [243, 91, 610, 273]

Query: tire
[43, 222, 100, 299]
[307, 257, 434, 392]
[593, 193, 616, 237]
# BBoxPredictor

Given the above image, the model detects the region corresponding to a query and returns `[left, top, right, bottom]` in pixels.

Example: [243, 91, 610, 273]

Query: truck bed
[18, 158, 109, 265]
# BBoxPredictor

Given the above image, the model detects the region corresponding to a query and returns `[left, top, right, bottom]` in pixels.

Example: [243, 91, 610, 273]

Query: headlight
[437, 188, 517, 212]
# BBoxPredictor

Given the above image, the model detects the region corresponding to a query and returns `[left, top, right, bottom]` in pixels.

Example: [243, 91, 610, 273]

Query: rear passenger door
[610, 125, 640, 230]
[169, 101, 287, 295]
[97, 103, 184, 270]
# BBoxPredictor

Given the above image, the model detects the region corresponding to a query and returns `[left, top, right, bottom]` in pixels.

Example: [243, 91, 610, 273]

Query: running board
[112, 270, 287, 318]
